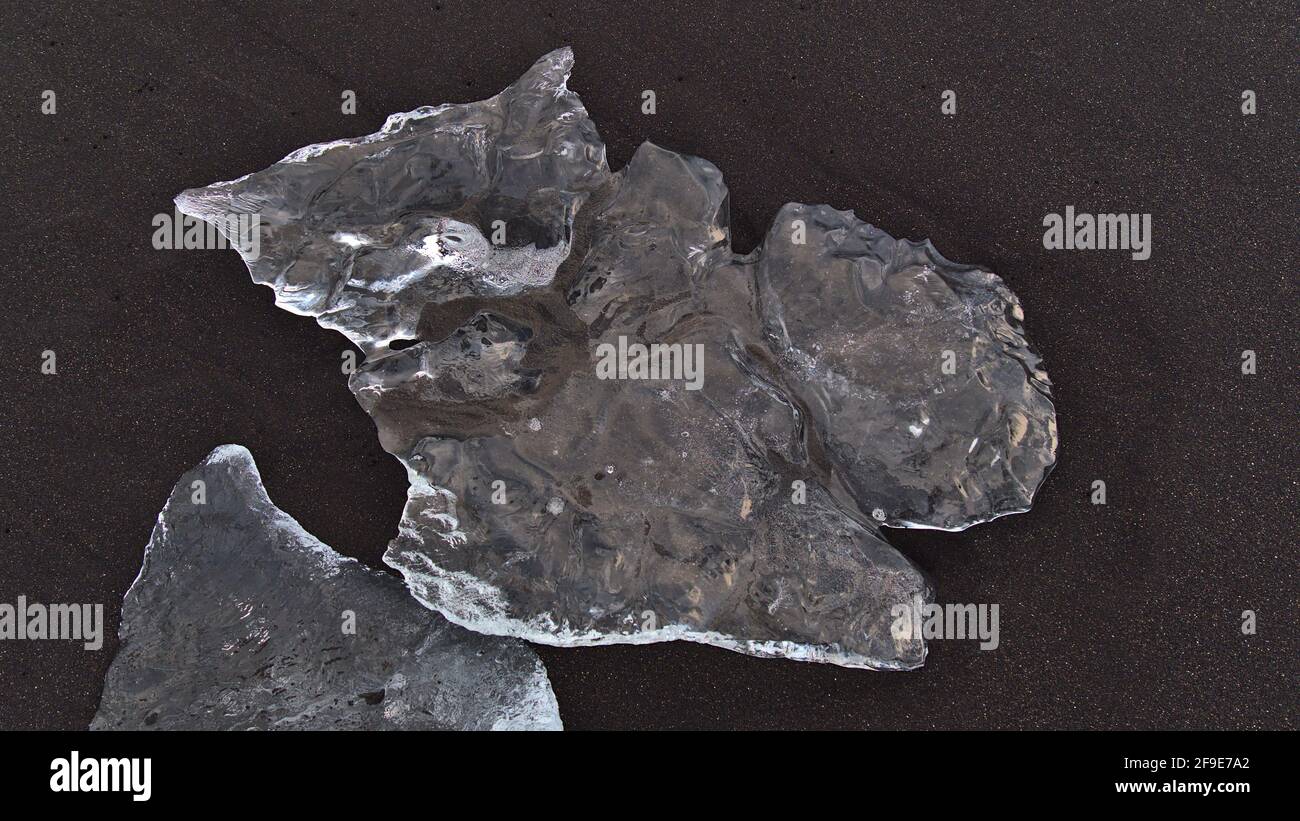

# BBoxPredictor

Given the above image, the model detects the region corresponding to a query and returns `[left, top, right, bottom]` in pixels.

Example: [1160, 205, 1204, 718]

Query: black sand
[1, 1, 1294, 729]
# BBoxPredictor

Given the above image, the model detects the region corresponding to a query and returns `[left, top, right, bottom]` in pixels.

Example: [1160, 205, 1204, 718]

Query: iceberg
[91, 446, 561, 730]
[173, 49, 1056, 669]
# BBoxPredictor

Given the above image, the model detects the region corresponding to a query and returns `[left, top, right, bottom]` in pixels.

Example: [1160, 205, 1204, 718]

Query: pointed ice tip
[544, 45, 574, 66]
[629, 141, 677, 164]
[203, 443, 258, 472]
[173, 188, 199, 212]
[174, 186, 231, 223]
[173, 189, 199, 218]
[519, 46, 576, 88]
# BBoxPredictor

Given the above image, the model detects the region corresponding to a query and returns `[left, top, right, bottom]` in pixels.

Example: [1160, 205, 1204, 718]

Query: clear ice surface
[175, 48, 605, 356]
[175, 49, 1057, 670]
[91, 445, 562, 730]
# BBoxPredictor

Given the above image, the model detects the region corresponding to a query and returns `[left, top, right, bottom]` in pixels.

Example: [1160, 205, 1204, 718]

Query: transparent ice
[91, 446, 561, 730]
[175, 49, 1057, 670]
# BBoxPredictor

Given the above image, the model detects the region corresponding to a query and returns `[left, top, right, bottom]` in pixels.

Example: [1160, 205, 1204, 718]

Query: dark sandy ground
[1, 1, 1295, 729]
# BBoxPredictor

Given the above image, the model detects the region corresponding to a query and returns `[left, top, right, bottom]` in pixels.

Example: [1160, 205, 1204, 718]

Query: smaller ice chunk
[90, 445, 561, 731]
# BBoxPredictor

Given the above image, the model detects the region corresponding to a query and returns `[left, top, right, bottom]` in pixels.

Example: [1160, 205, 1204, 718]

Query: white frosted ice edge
[385, 546, 924, 672]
